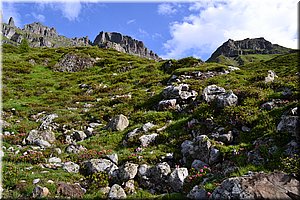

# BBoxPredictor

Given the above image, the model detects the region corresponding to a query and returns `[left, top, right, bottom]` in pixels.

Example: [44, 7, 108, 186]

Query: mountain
[93, 31, 161, 61]
[207, 37, 294, 65]
[2, 17, 89, 48]
[2, 17, 160, 60]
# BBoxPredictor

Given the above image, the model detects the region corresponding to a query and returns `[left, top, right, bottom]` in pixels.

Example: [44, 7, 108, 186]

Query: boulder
[202, 85, 226, 103]
[57, 182, 85, 198]
[34, 139, 51, 148]
[54, 53, 95, 72]
[106, 153, 118, 165]
[211, 171, 300, 199]
[209, 147, 221, 165]
[65, 144, 87, 154]
[153, 162, 171, 177]
[108, 184, 127, 199]
[124, 180, 136, 194]
[71, 130, 87, 141]
[26, 129, 56, 145]
[49, 157, 62, 163]
[139, 133, 158, 147]
[187, 185, 208, 199]
[216, 90, 238, 108]
[38, 113, 58, 130]
[118, 162, 139, 182]
[277, 116, 299, 138]
[81, 158, 118, 176]
[158, 99, 177, 111]
[162, 84, 197, 103]
[191, 160, 209, 171]
[168, 168, 188, 192]
[32, 185, 49, 198]
[63, 161, 80, 173]
[265, 70, 278, 83]
[106, 114, 129, 131]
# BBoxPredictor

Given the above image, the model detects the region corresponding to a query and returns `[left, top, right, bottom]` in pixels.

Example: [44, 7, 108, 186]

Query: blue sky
[1, 0, 298, 60]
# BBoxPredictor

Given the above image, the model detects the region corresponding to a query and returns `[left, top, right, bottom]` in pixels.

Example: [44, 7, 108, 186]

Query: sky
[1, 0, 298, 60]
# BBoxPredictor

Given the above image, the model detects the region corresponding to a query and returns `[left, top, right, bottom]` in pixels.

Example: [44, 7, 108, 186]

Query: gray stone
[158, 99, 177, 111]
[265, 70, 278, 83]
[106, 153, 118, 165]
[138, 164, 151, 179]
[124, 180, 136, 194]
[142, 122, 156, 132]
[118, 162, 138, 181]
[57, 182, 85, 198]
[63, 161, 80, 173]
[106, 114, 129, 131]
[32, 185, 49, 198]
[81, 158, 118, 176]
[108, 184, 127, 199]
[72, 130, 87, 141]
[154, 162, 171, 177]
[202, 85, 226, 103]
[139, 133, 158, 147]
[191, 160, 209, 170]
[261, 101, 275, 110]
[209, 147, 221, 165]
[33, 178, 40, 184]
[26, 129, 56, 145]
[168, 168, 188, 192]
[217, 132, 234, 144]
[187, 185, 208, 199]
[38, 114, 58, 130]
[162, 84, 197, 102]
[49, 157, 62, 163]
[277, 116, 299, 138]
[216, 90, 238, 108]
[34, 139, 51, 148]
[65, 144, 87, 154]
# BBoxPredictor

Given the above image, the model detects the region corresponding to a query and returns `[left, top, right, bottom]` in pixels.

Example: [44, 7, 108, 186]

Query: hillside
[207, 37, 295, 66]
[1, 41, 299, 199]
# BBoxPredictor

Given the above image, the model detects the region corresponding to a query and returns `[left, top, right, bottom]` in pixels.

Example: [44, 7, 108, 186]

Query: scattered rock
[71, 130, 87, 141]
[38, 114, 58, 130]
[211, 171, 300, 199]
[118, 162, 139, 182]
[158, 99, 177, 111]
[54, 53, 95, 72]
[202, 85, 226, 103]
[108, 184, 127, 199]
[216, 90, 238, 108]
[139, 133, 158, 147]
[191, 160, 209, 171]
[277, 115, 299, 138]
[106, 153, 118, 165]
[32, 185, 49, 198]
[65, 144, 87, 154]
[168, 168, 188, 192]
[26, 129, 56, 145]
[57, 182, 85, 198]
[124, 180, 136, 194]
[106, 114, 129, 131]
[49, 157, 62, 163]
[265, 70, 278, 83]
[187, 185, 208, 199]
[63, 161, 80, 173]
[81, 158, 118, 177]
[33, 178, 40, 184]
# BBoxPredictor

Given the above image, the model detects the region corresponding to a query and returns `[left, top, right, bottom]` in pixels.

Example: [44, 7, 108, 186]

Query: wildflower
[207, 192, 211, 196]
[203, 166, 208, 169]
[200, 168, 204, 173]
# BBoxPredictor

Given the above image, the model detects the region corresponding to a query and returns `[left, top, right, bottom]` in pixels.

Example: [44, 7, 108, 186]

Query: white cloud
[127, 19, 136, 25]
[31, 12, 45, 22]
[158, 3, 177, 15]
[162, 0, 298, 60]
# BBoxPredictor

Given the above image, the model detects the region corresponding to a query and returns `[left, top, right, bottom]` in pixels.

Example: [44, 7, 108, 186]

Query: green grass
[2, 43, 299, 198]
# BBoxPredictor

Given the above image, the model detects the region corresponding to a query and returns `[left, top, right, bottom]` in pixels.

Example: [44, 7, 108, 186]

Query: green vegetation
[2, 43, 299, 198]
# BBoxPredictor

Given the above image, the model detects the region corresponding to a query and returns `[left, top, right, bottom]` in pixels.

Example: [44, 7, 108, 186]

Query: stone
[202, 85, 226, 103]
[106, 114, 129, 131]
[32, 185, 49, 198]
[57, 182, 85, 198]
[191, 160, 209, 171]
[227, 66, 240, 71]
[49, 157, 62, 163]
[138, 164, 151, 179]
[71, 130, 87, 141]
[162, 84, 197, 103]
[261, 101, 275, 110]
[8, 17, 15, 27]
[93, 31, 160, 61]
[26, 129, 56, 145]
[216, 90, 238, 108]
[168, 168, 189, 192]
[34, 139, 51, 148]
[108, 184, 127, 199]
[265, 70, 278, 83]
[99, 186, 111, 195]
[65, 144, 87, 154]
[124, 180, 136, 194]
[277, 115, 299, 138]
[158, 99, 177, 111]
[33, 178, 40, 184]
[81, 158, 118, 177]
[118, 162, 139, 181]
[54, 53, 95, 72]
[142, 122, 156, 132]
[217, 132, 234, 144]
[211, 171, 300, 199]
[153, 162, 171, 177]
[187, 185, 208, 199]
[63, 161, 80, 173]
[106, 153, 118, 165]
[209, 147, 221, 165]
[38, 114, 58, 130]
[139, 133, 158, 147]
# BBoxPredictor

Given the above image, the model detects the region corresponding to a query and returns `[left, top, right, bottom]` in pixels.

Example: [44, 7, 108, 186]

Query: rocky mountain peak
[8, 17, 15, 27]
[24, 22, 58, 37]
[207, 37, 292, 62]
[93, 31, 161, 61]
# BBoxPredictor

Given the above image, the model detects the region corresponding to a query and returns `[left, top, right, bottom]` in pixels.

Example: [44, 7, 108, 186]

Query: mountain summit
[207, 37, 293, 64]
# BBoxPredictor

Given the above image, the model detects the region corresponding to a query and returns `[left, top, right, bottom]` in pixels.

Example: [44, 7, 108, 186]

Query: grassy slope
[2, 44, 299, 198]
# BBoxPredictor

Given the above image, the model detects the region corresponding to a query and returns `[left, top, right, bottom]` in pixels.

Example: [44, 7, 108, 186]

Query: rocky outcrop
[2, 17, 89, 47]
[54, 53, 95, 72]
[93, 31, 161, 60]
[207, 37, 293, 62]
[211, 171, 300, 199]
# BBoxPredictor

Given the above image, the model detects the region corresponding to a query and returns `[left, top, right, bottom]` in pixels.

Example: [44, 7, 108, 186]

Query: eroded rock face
[211, 171, 300, 199]
[93, 31, 160, 60]
[54, 53, 95, 72]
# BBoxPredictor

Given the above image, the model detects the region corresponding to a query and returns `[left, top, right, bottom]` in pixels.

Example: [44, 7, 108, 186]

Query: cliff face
[207, 37, 292, 62]
[2, 17, 89, 48]
[93, 31, 161, 60]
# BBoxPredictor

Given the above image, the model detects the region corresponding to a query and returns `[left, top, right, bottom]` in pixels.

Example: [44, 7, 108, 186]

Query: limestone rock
[63, 161, 80, 173]
[106, 114, 129, 132]
[54, 53, 95, 72]
[124, 180, 136, 194]
[211, 171, 300, 199]
[118, 162, 139, 181]
[57, 182, 85, 198]
[65, 144, 87, 154]
[32, 185, 49, 198]
[139, 133, 158, 147]
[216, 90, 238, 108]
[81, 158, 118, 176]
[168, 168, 188, 192]
[93, 31, 160, 60]
[158, 99, 177, 111]
[108, 184, 127, 199]
[202, 85, 226, 103]
[26, 129, 56, 145]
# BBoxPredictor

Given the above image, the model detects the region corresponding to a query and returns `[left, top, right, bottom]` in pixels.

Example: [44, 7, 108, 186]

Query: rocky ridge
[207, 37, 293, 63]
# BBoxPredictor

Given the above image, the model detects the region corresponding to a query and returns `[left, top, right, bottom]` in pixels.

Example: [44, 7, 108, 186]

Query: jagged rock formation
[93, 31, 161, 60]
[207, 37, 293, 63]
[2, 17, 89, 47]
